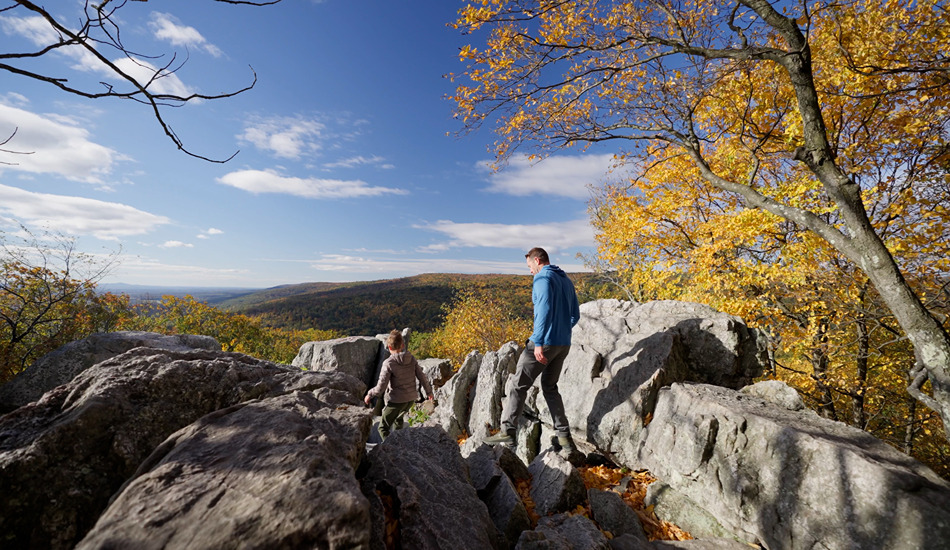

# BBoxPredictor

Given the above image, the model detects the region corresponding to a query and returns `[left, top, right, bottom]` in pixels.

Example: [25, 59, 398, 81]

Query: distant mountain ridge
[221, 273, 537, 335]
[103, 272, 597, 336]
[97, 283, 261, 305]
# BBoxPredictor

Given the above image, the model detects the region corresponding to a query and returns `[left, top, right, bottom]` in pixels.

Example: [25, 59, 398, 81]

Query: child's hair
[386, 329, 404, 351]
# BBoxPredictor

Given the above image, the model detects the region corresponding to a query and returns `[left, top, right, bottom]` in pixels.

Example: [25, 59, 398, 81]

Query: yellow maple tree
[453, 0, 950, 445]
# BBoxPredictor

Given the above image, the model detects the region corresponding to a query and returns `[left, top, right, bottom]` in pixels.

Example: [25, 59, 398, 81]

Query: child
[364, 329, 434, 441]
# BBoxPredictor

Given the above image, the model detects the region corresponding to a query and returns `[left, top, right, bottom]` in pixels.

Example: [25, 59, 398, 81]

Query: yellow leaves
[458, 44, 476, 61]
[427, 285, 532, 369]
[457, 3, 499, 30]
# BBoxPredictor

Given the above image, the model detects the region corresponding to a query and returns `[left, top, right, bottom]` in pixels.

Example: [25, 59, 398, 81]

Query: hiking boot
[484, 431, 515, 446]
[557, 435, 576, 452]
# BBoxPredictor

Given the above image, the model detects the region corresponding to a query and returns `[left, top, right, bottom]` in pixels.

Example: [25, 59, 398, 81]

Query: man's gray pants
[500, 341, 571, 437]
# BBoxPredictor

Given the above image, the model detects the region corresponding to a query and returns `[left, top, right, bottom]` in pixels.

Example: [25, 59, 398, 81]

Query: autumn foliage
[0, 236, 342, 377]
[453, 0, 950, 473]
[120, 295, 341, 365]
[423, 284, 533, 369]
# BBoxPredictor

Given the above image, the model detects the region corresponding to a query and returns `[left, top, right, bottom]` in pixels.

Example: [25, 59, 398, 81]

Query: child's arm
[414, 360, 434, 400]
[364, 363, 392, 405]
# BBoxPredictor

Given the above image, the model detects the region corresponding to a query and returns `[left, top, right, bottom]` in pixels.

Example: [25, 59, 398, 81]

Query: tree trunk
[852, 310, 869, 428]
[903, 391, 918, 455]
[811, 319, 837, 420]
[751, 1, 950, 440]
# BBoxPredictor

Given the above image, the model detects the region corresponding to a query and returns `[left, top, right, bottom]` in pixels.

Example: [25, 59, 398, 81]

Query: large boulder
[468, 342, 520, 441]
[360, 426, 503, 549]
[430, 350, 482, 439]
[0, 331, 220, 413]
[77, 389, 371, 549]
[531, 300, 768, 466]
[419, 357, 453, 389]
[434, 300, 769, 468]
[467, 444, 533, 547]
[292, 335, 382, 387]
[588, 487, 647, 542]
[527, 449, 587, 517]
[572, 300, 767, 387]
[637, 383, 950, 550]
[0, 346, 365, 550]
[515, 513, 610, 549]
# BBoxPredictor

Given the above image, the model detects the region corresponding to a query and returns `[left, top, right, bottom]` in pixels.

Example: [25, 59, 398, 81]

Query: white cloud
[0, 15, 59, 46]
[217, 169, 407, 199]
[323, 155, 391, 169]
[111, 57, 194, 98]
[304, 254, 524, 274]
[1, 14, 194, 98]
[417, 218, 595, 252]
[0, 184, 170, 240]
[160, 240, 194, 249]
[196, 227, 223, 239]
[149, 12, 223, 57]
[484, 154, 623, 199]
[0, 104, 120, 183]
[197, 227, 224, 239]
[0, 92, 29, 109]
[238, 115, 326, 159]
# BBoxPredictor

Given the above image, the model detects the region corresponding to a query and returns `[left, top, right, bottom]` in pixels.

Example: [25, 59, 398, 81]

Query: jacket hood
[388, 350, 414, 365]
[539, 264, 568, 278]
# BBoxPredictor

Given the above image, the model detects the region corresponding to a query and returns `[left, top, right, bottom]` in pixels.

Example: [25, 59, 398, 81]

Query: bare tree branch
[2, 0, 282, 161]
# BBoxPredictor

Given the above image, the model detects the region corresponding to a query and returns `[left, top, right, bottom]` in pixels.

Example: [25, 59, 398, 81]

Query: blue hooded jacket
[530, 265, 580, 346]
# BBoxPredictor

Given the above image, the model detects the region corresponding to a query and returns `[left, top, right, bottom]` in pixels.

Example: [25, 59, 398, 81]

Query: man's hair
[386, 329, 404, 351]
[525, 247, 550, 264]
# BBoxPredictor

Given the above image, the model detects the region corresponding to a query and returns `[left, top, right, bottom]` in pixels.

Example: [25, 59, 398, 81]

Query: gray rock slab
[292, 335, 382, 387]
[0, 331, 220, 413]
[468, 444, 533, 546]
[589, 487, 648, 541]
[430, 350, 481, 439]
[419, 357, 453, 389]
[650, 539, 756, 550]
[516, 513, 611, 550]
[535, 330, 689, 467]
[740, 379, 807, 412]
[573, 300, 767, 388]
[638, 383, 950, 550]
[610, 533, 653, 550]
[0, 347, 363, 550]
[529, 299, 768, 468]
[468, 341, 520, 440]
[76, 390, 372, 549]
[528, 449, 587, 517]
[360, 426, 502, 549]
[644, 481, 732, 540]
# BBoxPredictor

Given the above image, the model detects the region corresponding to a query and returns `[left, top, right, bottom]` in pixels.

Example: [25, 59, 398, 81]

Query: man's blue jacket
[530, 265, 580, 347]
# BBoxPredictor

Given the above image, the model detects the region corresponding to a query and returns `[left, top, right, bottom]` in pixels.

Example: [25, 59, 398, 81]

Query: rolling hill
[218, 273, 540, 336]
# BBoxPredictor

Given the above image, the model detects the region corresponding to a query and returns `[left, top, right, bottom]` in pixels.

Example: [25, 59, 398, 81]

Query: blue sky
[0, 0, 626, 288]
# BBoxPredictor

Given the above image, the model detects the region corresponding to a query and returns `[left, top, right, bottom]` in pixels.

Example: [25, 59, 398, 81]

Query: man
[485, 247, 581, 450]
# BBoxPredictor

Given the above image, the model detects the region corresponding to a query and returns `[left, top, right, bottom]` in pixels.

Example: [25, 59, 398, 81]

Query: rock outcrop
[1, 300, 948, 550]
[427, 299, 950, 549]
[637, 383, 950, 549]
[292, 335, 382, 387]
[0, 345, 363, 549]
[77, 389, 371, 549]
[436, 299, 769, 467]
[360, 426, 503, 549]
[0, 331, 220, 413]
